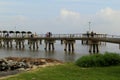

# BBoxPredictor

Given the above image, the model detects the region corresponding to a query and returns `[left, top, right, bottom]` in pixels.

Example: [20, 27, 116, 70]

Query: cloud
[91, 7, 120, 34]
[40, 8, 120, 34]
[59, 8, 81, 26]
[96, 7, 120, 23]
[56, 9, 82, 32]
[0, 6, 120, 34]
[21, 8, 120, 34]
[30, 9, 82, 33]
[60, 9, 80, 19]
[97, 7, 120, 19]
[100, 7, 116, 16]
[55, 7, 120, 34]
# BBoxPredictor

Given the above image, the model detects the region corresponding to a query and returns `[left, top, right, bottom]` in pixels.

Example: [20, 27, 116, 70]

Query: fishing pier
[0, 31, 120, 53]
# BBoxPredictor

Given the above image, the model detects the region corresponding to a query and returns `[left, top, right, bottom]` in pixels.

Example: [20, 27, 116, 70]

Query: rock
[32, 65, 38, 70]
[2, 58, 8, 64]
[0, 57, 62, 72]
[40, 59, 47, 65]
[26, 62, 32, 68]
[7, 60, 18, 70]
[1, 62, 8, 71]
[18, 68, 25, 71]
[18, 62, 29, 69]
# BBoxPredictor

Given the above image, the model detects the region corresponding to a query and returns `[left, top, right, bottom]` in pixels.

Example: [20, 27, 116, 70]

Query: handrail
[0, 33, 120, 39]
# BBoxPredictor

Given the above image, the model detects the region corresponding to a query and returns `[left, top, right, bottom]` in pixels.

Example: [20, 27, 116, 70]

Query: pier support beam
[44, 40, 55, 51]
[28, 39, 39, 50]
[3, 39, 13, 48]
[15, 40, 25, 49]
[0, 40, 2, 47]
[89, 40, 99, 54]
[39, 40, 42, 45]
[64, 40, 75, 52]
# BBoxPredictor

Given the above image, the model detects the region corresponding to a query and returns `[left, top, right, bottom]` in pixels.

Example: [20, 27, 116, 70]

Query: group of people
[45, 32, 52, 37]
[5, 33, 9, 38]
[87, 31, 96, 38]
[30, 32, 52, 38]
[3, 32, 52, 38]
[30, 32, 38, 38]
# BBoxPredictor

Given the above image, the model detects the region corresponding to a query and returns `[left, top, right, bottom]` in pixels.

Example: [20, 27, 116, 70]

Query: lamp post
[15, 26, 17, 37]
[15, 26, 16, 32]
[89, 21, 91, 32]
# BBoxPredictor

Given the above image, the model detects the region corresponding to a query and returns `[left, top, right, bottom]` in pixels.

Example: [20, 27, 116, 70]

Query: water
[0, 41, 120, 62]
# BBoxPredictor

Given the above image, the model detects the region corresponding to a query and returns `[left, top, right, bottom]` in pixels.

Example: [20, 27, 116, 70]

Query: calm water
[0, 41, 120, 62]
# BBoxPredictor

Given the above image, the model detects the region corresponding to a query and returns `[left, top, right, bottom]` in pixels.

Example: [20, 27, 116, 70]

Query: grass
[1, 63, 120, 80]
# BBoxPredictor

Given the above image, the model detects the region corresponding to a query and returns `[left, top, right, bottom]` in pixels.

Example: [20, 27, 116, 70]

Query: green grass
[2, 63, 120, 80]
[76, 53, 120, 67]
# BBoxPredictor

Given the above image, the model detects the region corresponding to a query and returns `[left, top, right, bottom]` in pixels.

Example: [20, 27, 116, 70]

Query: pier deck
[0, 33, 120, 53]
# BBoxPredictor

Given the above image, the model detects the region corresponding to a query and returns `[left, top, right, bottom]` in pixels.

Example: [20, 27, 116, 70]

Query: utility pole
[88, 21, 91, 32]
[15, 26, 17, 37]
[15, 26, 16, 32]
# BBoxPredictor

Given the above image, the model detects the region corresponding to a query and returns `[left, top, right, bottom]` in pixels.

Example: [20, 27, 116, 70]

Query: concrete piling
[64, 40, 75, 52]
[44, 40, 55, 51]
[2, 39, 13, 48]
[28, 39, 39, 50]
[15, 39, 25, 49]
[89, 40, 99, 54]
[0, 40, 2, 47]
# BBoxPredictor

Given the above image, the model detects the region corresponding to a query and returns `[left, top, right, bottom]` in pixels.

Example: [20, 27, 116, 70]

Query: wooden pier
[0, 31, 120, 53]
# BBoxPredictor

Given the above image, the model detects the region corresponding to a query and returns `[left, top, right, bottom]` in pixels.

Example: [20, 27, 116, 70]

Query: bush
[103, 52, 120, 66]
[75, 53, 120, 67]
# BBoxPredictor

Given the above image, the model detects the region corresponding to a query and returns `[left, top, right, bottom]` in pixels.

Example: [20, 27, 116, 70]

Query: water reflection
[0, 43, 119, 62]
[28, 50, 40, 58]
[45, 50, 55, 58]
[64, 51, 75, 62]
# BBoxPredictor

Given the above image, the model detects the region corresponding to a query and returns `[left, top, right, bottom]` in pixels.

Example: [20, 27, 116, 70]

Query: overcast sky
[0, 0, 120, 34]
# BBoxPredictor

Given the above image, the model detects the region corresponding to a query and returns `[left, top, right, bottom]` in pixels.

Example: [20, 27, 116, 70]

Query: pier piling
[44, 40, 55, 51]
[89, 40, 99, 54]
[28, 39, 39, 50]
[64, 40, 75, 52]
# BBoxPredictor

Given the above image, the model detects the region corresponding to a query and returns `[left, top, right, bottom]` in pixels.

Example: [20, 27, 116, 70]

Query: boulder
[0, 57, 62, 72]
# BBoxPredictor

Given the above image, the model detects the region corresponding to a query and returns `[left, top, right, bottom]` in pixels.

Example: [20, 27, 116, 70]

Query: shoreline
[0, 57, 63, 78]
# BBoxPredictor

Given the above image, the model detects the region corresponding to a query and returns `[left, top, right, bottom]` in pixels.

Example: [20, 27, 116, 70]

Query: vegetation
[75, 52, 120, 67]
[1, 63, 120, 80]
[1, 52, 120, 80]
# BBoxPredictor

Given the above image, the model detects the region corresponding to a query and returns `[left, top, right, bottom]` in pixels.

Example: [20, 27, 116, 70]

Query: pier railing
[0, 33, 120, 40]
[106, 34, 120, 38]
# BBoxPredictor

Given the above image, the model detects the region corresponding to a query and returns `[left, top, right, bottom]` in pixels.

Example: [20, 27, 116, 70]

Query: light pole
[88, 21, 91, 32]
[15, 26, 16, 32]
[15, 26, 17, 37]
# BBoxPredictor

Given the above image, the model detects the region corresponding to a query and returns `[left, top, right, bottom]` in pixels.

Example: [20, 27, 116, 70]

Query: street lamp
[88, 21, 91, 32]
[15, 26, 16, 32]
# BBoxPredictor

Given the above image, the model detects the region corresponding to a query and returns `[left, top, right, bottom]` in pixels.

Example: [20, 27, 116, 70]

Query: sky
[0, 0, 120, 34]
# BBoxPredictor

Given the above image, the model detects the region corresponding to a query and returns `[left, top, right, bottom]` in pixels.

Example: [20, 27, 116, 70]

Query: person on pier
[46, 32, 52, 37]
[30, 34, 34, 38]
[5, 33, 9, 38]
[91, 31, 94, 38]
[89, 31, 99, 53]
[90, 31, 96, 38]
[86, 31, 90, 38]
